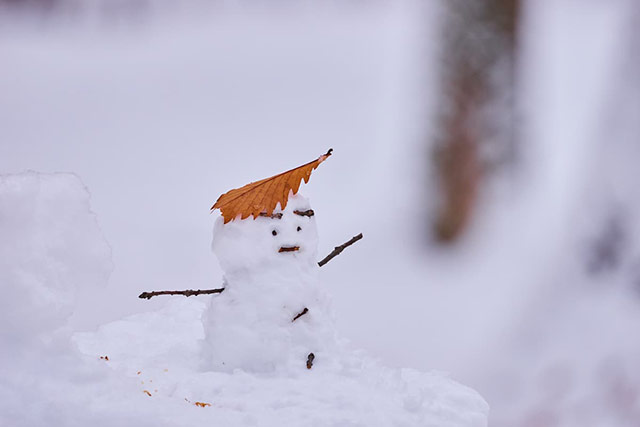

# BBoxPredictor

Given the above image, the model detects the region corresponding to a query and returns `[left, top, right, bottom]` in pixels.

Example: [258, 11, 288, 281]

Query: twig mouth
[278, 246, 300, 253]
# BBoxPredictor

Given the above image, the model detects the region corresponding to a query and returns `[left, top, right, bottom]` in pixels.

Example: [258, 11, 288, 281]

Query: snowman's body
[202, 193, 337, 373]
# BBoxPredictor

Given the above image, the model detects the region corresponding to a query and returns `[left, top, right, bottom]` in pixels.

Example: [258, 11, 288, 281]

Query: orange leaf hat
[211, 149, 332, 223]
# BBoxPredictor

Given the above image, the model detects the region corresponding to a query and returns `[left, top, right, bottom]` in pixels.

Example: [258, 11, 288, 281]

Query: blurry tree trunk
[432, 0, 520, 242]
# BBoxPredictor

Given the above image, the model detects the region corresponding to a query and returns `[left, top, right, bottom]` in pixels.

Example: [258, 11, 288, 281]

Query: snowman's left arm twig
[317, 233, 363, 267]
[137, 232, 363, 300]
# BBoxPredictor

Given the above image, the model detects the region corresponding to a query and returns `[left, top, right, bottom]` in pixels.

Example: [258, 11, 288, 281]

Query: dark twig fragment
[138, 288, 225, 300]
[292, 307, 309, 322]
[306, 353, 315, 369]
[294, 209, 314, 217]
[259, 212, 283, 219]
[279, 246, 300, 253]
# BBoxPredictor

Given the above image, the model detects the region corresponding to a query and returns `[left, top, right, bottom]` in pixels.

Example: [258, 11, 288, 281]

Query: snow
[1, 173, 488, 425]
[0, 172, 112, 353]
[1, 0, 638, 425]
[205, 193, 337, 373]
[77, 298, 488, 426]
[0, 172, 144, 426]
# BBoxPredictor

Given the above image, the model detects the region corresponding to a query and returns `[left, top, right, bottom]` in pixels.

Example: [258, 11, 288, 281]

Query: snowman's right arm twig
[138, 288, 225, 300]
[137, 232, 363, 300]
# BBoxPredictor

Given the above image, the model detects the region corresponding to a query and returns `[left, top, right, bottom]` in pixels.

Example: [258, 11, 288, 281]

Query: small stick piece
[294, 209, 314, 217]
[138, 288, 225, 299]
[317, 233, 363, 267]
[279, 246, 300, 253]
[292, 307, 309, 322]
[306, 353, 315, 369]
[259, 212, 283, 219]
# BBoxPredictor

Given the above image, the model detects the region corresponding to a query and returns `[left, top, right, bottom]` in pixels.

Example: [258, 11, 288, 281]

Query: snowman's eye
[272, 230, 278, 236]
[297, 226, 302, 232]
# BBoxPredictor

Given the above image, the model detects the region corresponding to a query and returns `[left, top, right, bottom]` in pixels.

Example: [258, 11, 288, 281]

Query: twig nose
[278, 246, 300, 253]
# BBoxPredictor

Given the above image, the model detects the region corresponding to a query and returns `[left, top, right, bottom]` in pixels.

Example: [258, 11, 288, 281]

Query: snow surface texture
[78, 298, 489, 427]
[0, 173, 488, 425]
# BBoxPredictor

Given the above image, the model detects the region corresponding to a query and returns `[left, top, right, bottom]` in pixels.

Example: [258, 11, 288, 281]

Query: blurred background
[1, 0, 639, 425]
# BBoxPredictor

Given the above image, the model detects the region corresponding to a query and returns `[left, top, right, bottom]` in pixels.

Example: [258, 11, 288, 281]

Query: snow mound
[0, 172, 112, 346]
[76, 298, 489, 427]
[0, 172, 156, 427]
[0, 174, 487, 426]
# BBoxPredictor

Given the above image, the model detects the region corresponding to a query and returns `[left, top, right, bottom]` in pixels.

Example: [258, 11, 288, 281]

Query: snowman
[202, 150, 340, 373]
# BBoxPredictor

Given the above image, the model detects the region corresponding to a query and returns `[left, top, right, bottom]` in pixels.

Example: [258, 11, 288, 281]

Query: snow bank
[0, 174, 487, 425]
[0, 173, 168, 427]
[0, 172, 112, 346]
[77, 298, 489, 427]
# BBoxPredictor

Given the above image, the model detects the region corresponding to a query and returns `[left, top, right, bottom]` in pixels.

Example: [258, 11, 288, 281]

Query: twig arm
[317, 233, 363, 267]
[138, 288, 225, 299]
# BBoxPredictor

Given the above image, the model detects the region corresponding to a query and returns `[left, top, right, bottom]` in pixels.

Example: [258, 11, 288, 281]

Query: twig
[138, 233, 363, 300]
[293, 209, 314, 217]
[306, 353, 315, 369]
[259, 212, 283, 219]
[317, 233, 363, 267]
[138, 288, 225, 299]
[292, 307, 308, 322]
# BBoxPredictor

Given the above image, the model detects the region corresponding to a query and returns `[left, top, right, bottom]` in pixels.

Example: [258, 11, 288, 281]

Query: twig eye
[272, 230, 278, 236]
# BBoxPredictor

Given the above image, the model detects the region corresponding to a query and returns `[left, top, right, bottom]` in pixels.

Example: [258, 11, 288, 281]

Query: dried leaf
[211, 149, 332, 223]
[194, 402, 211, 408]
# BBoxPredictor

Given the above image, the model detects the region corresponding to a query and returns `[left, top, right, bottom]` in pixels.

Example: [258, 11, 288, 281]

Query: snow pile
[77, 298, 488, 426]
[0, 172, 112, 344]
[0, 172, 150, 426]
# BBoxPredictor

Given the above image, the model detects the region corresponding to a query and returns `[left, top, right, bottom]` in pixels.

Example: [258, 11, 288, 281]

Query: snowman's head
[212, 193, 319, 274]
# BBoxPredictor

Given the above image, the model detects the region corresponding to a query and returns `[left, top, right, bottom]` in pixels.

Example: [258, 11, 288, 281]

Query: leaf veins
[211, 149, 332, 223]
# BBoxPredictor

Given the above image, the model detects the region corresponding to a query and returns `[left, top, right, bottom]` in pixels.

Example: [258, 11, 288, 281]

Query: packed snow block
[0, 172, 112, 350]
[0, 172, 133, 427]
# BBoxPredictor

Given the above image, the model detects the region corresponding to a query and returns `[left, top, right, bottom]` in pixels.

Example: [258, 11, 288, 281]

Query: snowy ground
[1, 172, 488, 426]
[75, 297, 487, 426]
[1, 0, 639, 425]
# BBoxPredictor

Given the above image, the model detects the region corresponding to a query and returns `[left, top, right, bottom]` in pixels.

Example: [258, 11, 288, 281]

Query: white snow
[1, 173, 488, 425]
[2, 0, 636, 424]
[0, 172, 152, 427]
[77, 298, 489, 427]
[204, 193, 337, 373]
[0, 172, 111, 355]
